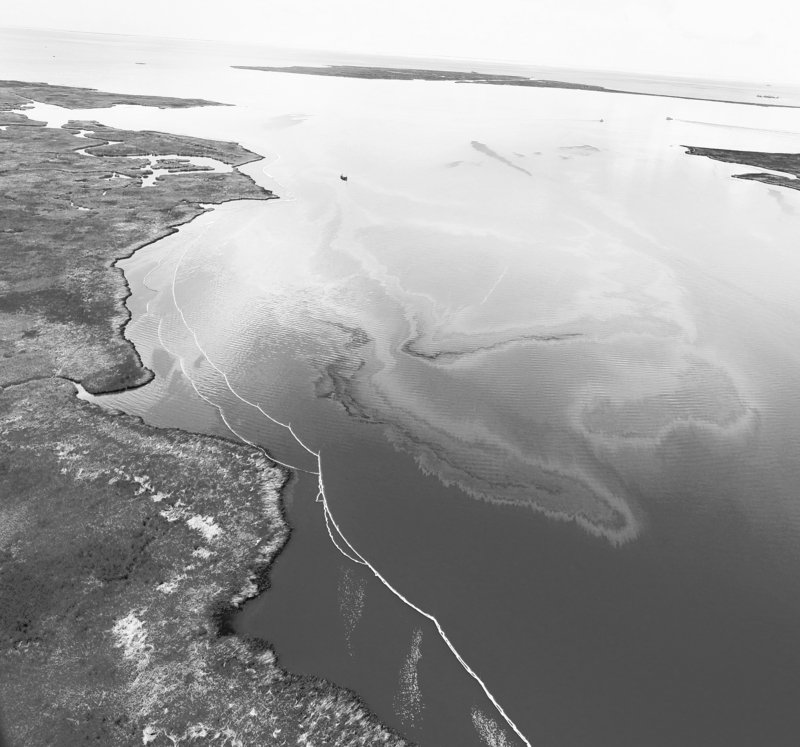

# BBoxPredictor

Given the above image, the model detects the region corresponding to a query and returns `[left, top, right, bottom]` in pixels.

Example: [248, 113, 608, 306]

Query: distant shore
[233, 64, 800, 108]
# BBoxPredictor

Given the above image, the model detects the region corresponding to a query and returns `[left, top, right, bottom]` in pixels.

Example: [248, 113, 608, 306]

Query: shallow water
[8, 28, 800, 746]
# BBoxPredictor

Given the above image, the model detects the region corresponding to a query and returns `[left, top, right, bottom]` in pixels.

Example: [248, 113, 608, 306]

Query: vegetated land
[233, 64, 610, 90]
[684, 145, 800, 192]
[233, 65, 799, 108]
[0, 81, 408, 746]
[0, 80, 224, 110]
[153, 158, 215, 172]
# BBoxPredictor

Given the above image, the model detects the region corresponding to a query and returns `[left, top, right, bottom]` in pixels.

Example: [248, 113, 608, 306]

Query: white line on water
[169, 236, 301, 437]
[179, 358, 316, 475]
[322, 502, 366, 566]
[315, 466, 532, 747]
[157, 315, 315, 476]
[168, 233, 533, 747]
[164, 248, 317, 477]
[479, 264, 509, 306]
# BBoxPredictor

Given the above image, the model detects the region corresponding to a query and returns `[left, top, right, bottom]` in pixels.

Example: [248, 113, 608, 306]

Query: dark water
[108, 259, 800, 746]
[97, 166, 800, 746]
[234, 408, 800, 747]
[78, 51, 800, 746]
[113, 336, 800, 746]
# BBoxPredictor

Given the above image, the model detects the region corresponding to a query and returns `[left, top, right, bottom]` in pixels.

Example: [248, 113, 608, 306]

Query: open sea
[6, 27, 800, 746]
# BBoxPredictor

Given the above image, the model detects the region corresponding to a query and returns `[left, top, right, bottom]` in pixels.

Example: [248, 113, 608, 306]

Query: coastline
[232, 64, 800, 108]
[0, 81, 408, 745]
[683, 145, 800, 191]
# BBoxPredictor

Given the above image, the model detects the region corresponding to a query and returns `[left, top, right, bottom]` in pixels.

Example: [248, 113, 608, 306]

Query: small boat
[340, 174, 348, 181]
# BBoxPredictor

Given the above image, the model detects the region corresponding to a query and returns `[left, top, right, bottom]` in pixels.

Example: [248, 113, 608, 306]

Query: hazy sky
[5, 0, 800, 83]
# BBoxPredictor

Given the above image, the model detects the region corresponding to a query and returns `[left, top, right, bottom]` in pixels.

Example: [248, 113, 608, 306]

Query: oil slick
[159, 228, 535, 746]
[79, 46, 800, 744]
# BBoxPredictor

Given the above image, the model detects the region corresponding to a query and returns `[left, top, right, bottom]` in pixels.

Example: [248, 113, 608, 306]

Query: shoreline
[0, 80, 408, 745]
[683, 145, 800, 192]
[105, 195, 272, 397]
[233, 64, 800, 109]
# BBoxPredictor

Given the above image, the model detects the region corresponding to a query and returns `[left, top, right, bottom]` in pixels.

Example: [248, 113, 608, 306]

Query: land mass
[0, 80, 407, 746]
[683, 145, 800, 192]
[233, 65, 799, 108]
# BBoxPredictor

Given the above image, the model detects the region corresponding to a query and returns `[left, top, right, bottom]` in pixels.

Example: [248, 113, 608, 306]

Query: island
[684, 145, 800, 192]
[0, 81, 407, 746]
[233, 64, 799, 108]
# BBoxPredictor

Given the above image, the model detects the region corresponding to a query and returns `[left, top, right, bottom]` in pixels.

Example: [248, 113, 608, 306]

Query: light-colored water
[8, 28, 800, 746]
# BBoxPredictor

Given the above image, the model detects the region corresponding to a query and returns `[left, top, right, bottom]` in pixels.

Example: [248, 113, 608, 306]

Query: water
[7, 27, 800, 746]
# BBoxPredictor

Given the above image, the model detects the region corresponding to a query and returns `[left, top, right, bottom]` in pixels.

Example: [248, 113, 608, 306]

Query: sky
[4, 0, 800, 84]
